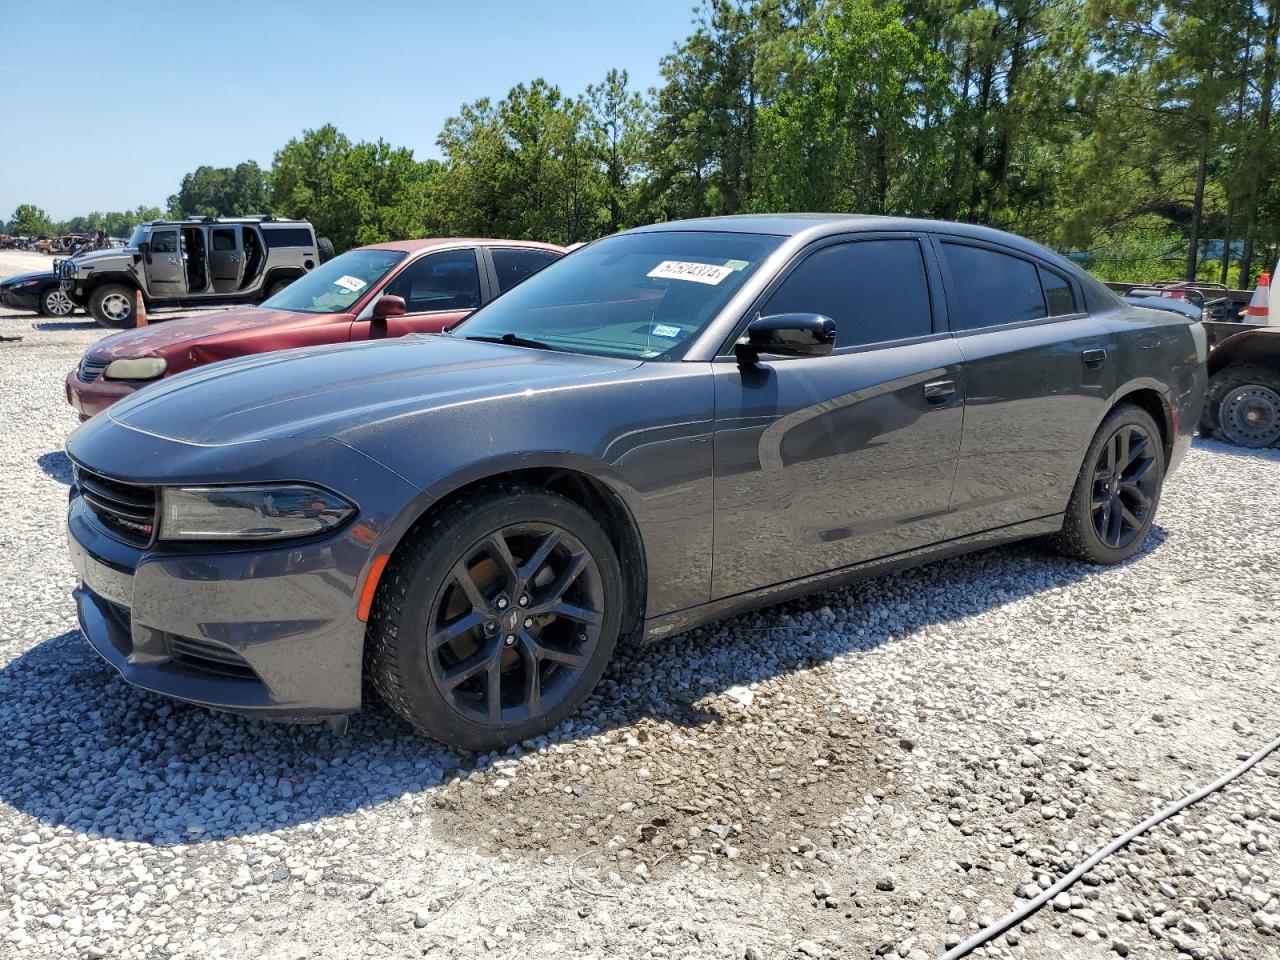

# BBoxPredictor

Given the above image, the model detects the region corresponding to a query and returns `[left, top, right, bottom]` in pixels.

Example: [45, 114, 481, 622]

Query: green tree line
[8, 0, 1278, 286]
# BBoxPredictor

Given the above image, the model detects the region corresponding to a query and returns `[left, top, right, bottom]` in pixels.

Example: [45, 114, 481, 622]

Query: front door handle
[1082, 348, 1107, 369]
[923, 379, 958, 405]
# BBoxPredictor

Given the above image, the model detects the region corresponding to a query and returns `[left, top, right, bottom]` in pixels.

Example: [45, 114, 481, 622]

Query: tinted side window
[385, 249, 481, 312]
[492, 248, 562, 292]
[262, 227, 314, 248]
[211, 228, 237, 252]
[761, 239, 932, 347]
[1039, 267, 1076, 316]
[941, 243, 1046, 330]
[149, 230, 178, 254]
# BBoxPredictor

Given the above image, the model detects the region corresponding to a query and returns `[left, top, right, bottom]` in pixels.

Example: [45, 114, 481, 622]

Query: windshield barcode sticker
[333, 275, 367, 292]
[647, 261, 734, 286]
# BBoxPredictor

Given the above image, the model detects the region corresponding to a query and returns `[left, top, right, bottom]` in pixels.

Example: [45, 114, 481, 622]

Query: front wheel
[1205, 364, 1280, 448]
[1049, 404, 1165, 564]
[39, 285, 75, 318]
[367, 483, 623, 751]
[88, 283, 136, 328]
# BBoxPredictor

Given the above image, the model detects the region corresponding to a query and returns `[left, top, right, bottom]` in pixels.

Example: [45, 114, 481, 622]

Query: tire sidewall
[375, 491, 624, 751]
[1072, 406, 1165, 564]
[89, 284, 135, 328]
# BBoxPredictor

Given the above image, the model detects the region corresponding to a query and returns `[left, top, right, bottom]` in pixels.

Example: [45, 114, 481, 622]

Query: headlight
[104, 357, 167, 381]
[158, 484, 356, 541]
[14, 279, 41, 289]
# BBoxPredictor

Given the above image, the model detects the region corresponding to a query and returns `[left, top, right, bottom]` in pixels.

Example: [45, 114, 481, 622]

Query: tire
[367, 483, 624, 751]
[263, 278, 291, 300]
[1204, 363, 1280, 448]
[39, 285, 75, 318]
[88, 283, 137, 328]
[316, 237, 335, 263]
[1049, 404, 1165, 564]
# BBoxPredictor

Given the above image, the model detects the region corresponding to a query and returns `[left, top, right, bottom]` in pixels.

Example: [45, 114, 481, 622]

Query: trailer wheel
[1206, 364, 1280, 448]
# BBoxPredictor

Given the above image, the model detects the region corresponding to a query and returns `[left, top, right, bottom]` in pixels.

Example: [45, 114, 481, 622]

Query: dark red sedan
[66, 238, 564, 417]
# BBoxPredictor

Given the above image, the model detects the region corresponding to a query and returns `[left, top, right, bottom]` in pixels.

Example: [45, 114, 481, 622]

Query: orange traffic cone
[1245, 272, 1270, 322]
[134, 288, 148, 327]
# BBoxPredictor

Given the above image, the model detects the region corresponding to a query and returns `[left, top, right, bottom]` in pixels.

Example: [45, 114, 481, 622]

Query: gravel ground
[0, 268, 1278, 960]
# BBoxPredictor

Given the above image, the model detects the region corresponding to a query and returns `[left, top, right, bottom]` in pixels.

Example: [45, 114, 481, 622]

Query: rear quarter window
[262, 227, 314, 249]
[940, 242, 1046, 330]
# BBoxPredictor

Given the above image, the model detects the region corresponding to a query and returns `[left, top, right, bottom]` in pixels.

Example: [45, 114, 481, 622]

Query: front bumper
[0, 285, 40, 312]
[68, 487, 372, 721]
[65, 369, 142, 418]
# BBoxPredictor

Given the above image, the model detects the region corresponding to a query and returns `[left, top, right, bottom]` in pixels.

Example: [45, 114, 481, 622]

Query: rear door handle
[923, 379, 958, 405]
[1082, 348, 1107, 368]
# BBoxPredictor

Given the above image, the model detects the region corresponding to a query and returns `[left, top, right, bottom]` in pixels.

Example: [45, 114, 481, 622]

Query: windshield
[127, 224, 147, 248]
[452, 231, 783, 359]
[262, 249, 406, 314]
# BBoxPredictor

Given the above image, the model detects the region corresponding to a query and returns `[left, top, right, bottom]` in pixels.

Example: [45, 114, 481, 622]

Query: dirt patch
[428, 657, 897, 885]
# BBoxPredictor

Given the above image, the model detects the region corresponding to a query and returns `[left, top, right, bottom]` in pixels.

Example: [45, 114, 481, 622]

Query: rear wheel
[367, 483, 623, 751]
[39, 285, 75, 318]
[1050, 404, 1164, 564]
[1205, 364, 1280, 448]
[88, 283, 136, 328]
[263, 278, 291, 300]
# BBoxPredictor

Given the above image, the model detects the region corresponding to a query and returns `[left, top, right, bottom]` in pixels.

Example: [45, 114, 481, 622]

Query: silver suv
[54, 216, 335, 327]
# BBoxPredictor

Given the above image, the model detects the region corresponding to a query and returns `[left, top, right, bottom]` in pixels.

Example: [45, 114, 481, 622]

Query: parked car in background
[54, 216, 335, 327]
[0, 269, 78, 317]
[65, 214, 1204, 750]
[66, 238, 564, 418]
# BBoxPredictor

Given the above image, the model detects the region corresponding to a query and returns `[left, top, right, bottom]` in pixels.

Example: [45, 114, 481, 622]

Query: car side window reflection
[385, 250, 481, 313]
[940, 242, 1049, 330]
[761, 239, 933, 348]
[150, 231, 178, 254]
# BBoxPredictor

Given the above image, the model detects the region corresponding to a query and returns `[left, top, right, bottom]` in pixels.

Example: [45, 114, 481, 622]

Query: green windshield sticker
[725, 259, 749, 271]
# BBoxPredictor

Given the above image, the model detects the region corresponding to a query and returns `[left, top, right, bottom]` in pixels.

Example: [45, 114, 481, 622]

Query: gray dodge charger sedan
[66, 215, 1206, 750]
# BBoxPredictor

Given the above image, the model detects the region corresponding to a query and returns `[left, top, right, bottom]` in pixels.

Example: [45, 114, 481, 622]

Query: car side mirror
[137, 241, 151, 263]
[735, 313, 836, 364]
[373, 294, 406, 319]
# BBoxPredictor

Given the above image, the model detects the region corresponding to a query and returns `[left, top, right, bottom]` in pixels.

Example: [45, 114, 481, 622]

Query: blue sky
[0, 0, 699, 221]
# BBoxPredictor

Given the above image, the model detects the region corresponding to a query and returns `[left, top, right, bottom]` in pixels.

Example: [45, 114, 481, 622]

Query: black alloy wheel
[366, 483, 623, 750]
[1089, 421, 1159, 550]
[427, 523, 605, 727]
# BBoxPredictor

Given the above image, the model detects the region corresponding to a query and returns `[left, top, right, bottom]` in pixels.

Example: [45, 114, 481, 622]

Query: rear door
[933, 236, 1115, 531]
[484, 247, 563, 294]
[350, 248, 483, 340]
[208, 226, 244, 293]
[144, 227, 185, 297]
[711, 234, 966, 599]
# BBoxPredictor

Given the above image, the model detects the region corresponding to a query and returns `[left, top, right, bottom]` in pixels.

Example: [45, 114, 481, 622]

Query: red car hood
[86, 306, 325, 361]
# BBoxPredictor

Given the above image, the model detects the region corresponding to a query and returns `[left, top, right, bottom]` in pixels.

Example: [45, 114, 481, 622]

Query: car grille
[166, 635, 259, 681]
[74, 465, 158, 544]
[79, 355, 108, 381]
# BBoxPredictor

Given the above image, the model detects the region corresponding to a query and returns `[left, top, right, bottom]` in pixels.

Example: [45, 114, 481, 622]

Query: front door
[208, 226, 244, 294]
[931, 237, 1115, 532]
[350, 248, 483, 340]
[144, 227, 185, 297]
[711, 236, 966, 599]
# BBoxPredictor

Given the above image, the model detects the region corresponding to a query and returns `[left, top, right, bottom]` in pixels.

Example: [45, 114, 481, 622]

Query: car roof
[629, 213, 1072, 269]
[358, 238, 566, 254]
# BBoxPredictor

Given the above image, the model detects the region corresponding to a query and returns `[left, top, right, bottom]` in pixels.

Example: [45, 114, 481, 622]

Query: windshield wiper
[463, 332, 560, 352]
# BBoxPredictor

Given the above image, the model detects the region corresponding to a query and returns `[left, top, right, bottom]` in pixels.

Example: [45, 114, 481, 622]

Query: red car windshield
[263, 249, 406, 314]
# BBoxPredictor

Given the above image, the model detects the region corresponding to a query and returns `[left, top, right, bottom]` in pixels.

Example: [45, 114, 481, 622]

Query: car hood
[86, 306, 317, 360]
[69, 248, 132, 268]
[100, 336, 643, 447]
[0, 270, 54, 287]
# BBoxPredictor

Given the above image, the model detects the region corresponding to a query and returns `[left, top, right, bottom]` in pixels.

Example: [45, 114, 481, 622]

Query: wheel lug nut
[518, 595, 529, 607]
[497, 597, 508, 610]
[523, 617, 533, 628]
[504, 635, 515, 646]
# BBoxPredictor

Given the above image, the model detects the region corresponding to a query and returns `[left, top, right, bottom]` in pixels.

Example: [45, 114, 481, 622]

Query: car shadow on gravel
[1192, 435, 1280, 460]
[37, 451, 72, 485]
[0, 532, 1159, 847]
[32, 319, 98, 331]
